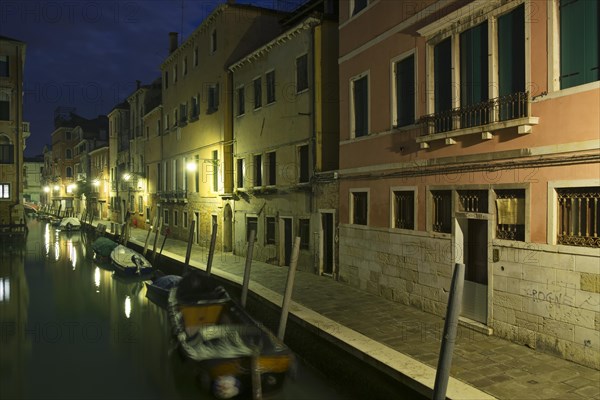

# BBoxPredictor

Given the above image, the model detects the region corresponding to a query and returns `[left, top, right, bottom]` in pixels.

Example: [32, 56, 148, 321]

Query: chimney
[169, 32, 179, 54]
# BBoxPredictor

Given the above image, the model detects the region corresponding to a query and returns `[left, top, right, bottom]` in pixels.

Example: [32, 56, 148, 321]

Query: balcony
[417, 92, 539, 148]
[158, 190, 188, 204]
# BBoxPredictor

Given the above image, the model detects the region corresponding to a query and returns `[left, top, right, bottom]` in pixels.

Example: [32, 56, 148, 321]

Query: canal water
[0, 219, 356, 399]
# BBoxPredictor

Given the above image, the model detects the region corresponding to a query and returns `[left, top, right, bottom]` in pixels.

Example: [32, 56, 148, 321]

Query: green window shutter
[434, 38, 452, 113]
[498, 5, 525, 96]
[460, 22, 488, 107]
[354, 76, 368, 137]
[396, 55, 415, 127]
[560, 0, 586, 88]
[583, 0, 599, 84]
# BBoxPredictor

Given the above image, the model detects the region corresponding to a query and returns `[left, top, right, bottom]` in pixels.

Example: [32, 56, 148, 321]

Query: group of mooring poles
[180, 224, 300, 400]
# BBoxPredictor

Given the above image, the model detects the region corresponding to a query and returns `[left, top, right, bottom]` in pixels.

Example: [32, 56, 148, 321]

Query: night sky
[0, 0, 305, 157]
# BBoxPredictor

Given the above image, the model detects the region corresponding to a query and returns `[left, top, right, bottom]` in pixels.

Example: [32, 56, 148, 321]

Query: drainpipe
[14, 43, 22, 224]
[310, 26, 316, 214]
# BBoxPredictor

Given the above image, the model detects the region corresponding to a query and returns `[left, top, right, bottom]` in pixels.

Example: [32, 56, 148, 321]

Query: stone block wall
[338, 224, 600, 369]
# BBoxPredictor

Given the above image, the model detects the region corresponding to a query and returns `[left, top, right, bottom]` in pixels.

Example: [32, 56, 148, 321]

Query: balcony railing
[158, 190, 188, 203]
[419, 91, 531, 136]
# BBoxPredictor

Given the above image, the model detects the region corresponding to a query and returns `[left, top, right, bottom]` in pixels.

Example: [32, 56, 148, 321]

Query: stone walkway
[98, 221, 600, 399]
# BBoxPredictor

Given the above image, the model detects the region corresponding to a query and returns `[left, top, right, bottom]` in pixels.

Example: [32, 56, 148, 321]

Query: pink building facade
[337, 0, 599, 368]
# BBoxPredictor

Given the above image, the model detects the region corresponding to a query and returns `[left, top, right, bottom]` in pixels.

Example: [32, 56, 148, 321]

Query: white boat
[110, 245, 153, 276]
[59, 217, 81, 231]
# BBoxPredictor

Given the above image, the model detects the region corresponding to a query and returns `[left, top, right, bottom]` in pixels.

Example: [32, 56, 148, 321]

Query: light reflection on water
[0, 219, 354, 400]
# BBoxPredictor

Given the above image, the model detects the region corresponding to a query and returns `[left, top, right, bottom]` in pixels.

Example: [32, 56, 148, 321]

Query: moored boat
[145, 274, 182, 308]
[168, 272, 294, 399]
[110, 245, 153, 276]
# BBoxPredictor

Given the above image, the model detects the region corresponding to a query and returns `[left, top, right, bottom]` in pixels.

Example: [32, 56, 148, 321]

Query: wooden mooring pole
[240, 229, 256, 308]
[183, 220, 196, 273]
[206, 222, 218, 275]
[277, 237, 300, 341]
[432, 263, 465, 400]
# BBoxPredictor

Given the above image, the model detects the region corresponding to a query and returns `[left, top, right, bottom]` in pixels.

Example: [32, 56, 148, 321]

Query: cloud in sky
[0, 0, 304, 156]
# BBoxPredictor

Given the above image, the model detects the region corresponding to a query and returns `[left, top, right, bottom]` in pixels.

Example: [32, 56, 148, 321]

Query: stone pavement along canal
[109, 223, 599, 399]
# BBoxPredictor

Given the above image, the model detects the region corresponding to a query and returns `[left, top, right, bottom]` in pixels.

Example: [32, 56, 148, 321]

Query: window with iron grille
[393, 190, 414, 229]
[458, 190, 488, 213]
[557, 187, 600, 248]
[352, 191, 368, 225]
[299, 219, 310, 249]
[495, 189, 525, 241]
[266, 216, 276, 244]
[432, 190, 451, 233]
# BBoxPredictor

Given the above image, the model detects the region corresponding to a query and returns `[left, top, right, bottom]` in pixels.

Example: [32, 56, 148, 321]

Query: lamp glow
[186, 162, 197, 172]
[53, 185, 59, 191]
[43, 186, 50, 193]
[123, 173, 131, 181]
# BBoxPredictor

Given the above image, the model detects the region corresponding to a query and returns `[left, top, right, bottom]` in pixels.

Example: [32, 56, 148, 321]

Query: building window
[194, 46, 199, 66]
[66, 167, 73, 178]
[163, 209, 170, 225]
[351, 74, 369, 137]
[191, 96, 199, 119]
[556, 187, 599, 247]
[253, 77, 262, 109]
[210, 29, 217, 53]
[351, 0, 368, 16]
[180, 103, 187, 124]
[212, 150, 219, 192]
[393, 190, 415, 229]
[495, 189, 525, 241]
[298, 145, 309, 183]
[0, 92, 9, 121]
[164, 71, 169, 89]
[194, 155, 200, 192]
[173, 64, 177, 83]
[431, 190, 452, 233]
[393, 54, 415, 127]
[266, 70, 276, 104]
[498, 4, 525, 120]
[208, 84, 219, 113]
[174, 210, 179, 227]
[183, 211, 188, 228]
[173, 109, 178, 127]
[460, 22, 489, 128]
[138, 196, 143, 214]
[246, 216, 257, 241]
[165, 114, 170, 130]
[560, 0, 599, 89]
[0, 55, 8, 77]
[236, 158, 245, 189]
[434, 38, 452, 131]
[296, 54, 308, 92]
[458, 190, 488, 213]
[252, 154, 262, 187]
[266, 216, 276, 244]
[237, 86, 245, 116]
[351, 191, 368, 225]
[0, 144, 14, 164]
[183, 56, 188, 76]
[0, 183, 10, 199]
[267, 151, 276, 186]
[299, 218, 310, 249]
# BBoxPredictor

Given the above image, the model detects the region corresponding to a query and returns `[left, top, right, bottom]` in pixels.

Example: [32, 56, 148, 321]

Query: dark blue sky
[0, 0, 304, 157]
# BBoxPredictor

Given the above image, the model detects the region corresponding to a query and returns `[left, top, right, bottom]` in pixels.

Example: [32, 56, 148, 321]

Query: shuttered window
[353, 75, 368, 137]
[560, 0, 599, 89]
[395, 55, 415, 127]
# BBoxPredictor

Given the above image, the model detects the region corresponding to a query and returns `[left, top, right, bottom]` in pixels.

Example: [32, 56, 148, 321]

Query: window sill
[416, 116, 540, 149]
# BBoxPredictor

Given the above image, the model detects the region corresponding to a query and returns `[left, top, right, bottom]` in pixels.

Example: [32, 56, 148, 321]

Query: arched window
[66, 166, 73, 178]
[0, 134, 14, 164]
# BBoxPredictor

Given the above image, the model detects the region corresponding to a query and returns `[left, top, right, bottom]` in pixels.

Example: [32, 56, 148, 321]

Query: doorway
[459, 218, 489, 324]
[320, 212, 334, 275]
[194, 212, 200, 244]
[280, 217, 293, 266]
[223, 204, 232, 252]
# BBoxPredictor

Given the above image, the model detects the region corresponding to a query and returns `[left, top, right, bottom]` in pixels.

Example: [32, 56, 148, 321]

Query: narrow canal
[0, 219, 356, 399]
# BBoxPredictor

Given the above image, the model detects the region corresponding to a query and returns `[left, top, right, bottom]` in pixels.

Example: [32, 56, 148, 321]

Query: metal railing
[420, 91, 530, 135]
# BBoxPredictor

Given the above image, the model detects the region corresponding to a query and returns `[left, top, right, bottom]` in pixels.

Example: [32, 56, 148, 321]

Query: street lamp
[93, 179, 100, 187]
[186, 161, 197, 172]
[43, 186, 50, 193]
[53, 185, 60, 191]
[123, 173, 131, 181]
